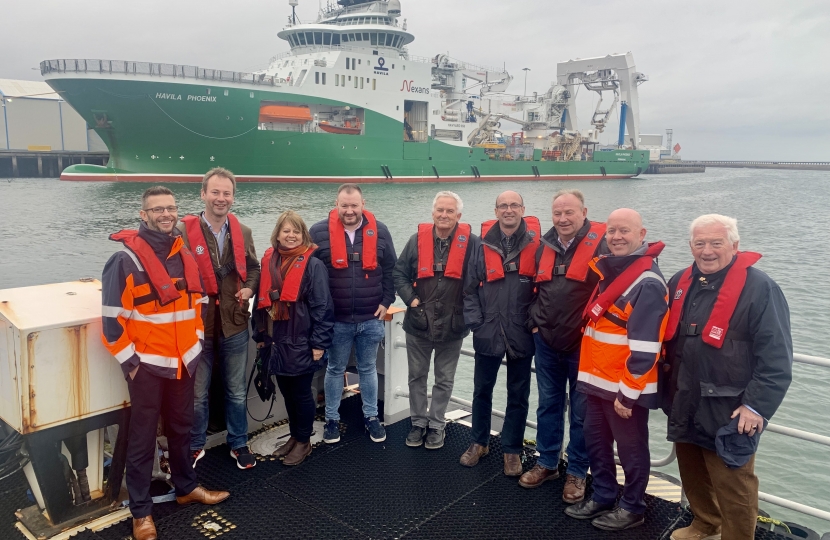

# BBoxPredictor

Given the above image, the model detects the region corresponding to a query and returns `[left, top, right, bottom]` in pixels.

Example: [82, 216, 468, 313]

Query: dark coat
[664, 259, 792, 451]
[393, 224, 475, 342]
[463, 218, 536, 359]
[309, 216, 397, 323]
[253, 258, 335, 376]
[529, 221, 609, 352]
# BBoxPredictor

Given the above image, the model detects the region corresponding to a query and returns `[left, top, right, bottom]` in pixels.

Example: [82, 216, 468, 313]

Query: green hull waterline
[49, 78, 649, 183]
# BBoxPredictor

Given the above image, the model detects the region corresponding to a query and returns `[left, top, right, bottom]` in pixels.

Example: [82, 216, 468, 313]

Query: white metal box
[0, 280, 130, 434]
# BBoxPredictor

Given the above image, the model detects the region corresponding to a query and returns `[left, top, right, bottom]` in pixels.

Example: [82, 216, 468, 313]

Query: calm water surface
[1, 169, 828, 530]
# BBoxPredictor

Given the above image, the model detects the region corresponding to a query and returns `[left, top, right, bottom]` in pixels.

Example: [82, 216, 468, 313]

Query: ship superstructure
[41, 0, 649, 182]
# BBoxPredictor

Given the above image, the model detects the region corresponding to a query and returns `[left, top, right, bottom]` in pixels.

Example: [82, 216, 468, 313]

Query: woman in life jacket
[253, 211, 335, 466]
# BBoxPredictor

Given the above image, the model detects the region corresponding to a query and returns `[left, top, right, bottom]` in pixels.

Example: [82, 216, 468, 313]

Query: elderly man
[102, 186, 229, 540]
[310, 183, 397, 444]
[664, 214, 792, 540]
[564, 208, 668, 531]
[178, 167, 260, 470]
[393, 191, 476, 449]
[522, 189, 607, 503]
[461, 191, 540, 476]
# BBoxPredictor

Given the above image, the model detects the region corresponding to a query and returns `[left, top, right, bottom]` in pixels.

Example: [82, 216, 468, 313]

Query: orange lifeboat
[258, 104, 312, 124]
[319, 119, 361, 135]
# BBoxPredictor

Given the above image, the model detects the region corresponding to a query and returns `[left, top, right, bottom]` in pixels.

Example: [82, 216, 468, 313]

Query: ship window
[342, 34, 349, 42]
[315, 72, 319, 84]
[346, 58, 350, 69]
[323, 32, 332, 45]
[359, 59, 362, 64]
[322, 73, 326, 85]
[349, 33, 356, 41]
[377, 33, 385, 45]
[206, 88, 211, 94]
[385, 34, 393, 46]
[314, 32, 322, 45]
[348, 75, 351, 81]
[362, 32, 370, 41]
[360, 77, 364, 89]
[224, 89, 229, 96]
[305, 32, 314, 44]
[354, 77, 358, 88]
[392, 64, 395, 69]
[250, 91, 254, 98]
[355, 33, 362, 41]
[342, 75, 345, 85]
[335, 74, 339, 86]
[298, 33, 306, 45]
[332, 33, 340, 45]
[370, 33, 378, 46]
[372, 78, 376, 90]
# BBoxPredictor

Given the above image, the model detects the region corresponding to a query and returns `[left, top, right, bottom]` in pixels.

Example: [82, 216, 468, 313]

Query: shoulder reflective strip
[196, 329, 204, 339]
[628, 339, 662, 353]
[102, 305, 132, 318]
[131, 309, 197, 324]
[182, 341, 203, 364]
[577, 371, 620, 393]
[584, 325, 629, 345]
[122, 247, 144, 271]
[623, 270, 668, 297]
[136, 352, 179, 369]
[114, 343, 137, 364]
[621, 380, 657, 397]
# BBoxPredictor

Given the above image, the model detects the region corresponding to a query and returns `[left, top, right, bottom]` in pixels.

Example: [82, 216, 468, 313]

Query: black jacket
[463, 218, 536, 359]
[529, 221, 608, 352]
[664, 259, 792, 450]
[309, 216, 397, 323]
[393, 224, 475, 342]
[252, 258, 335, 376]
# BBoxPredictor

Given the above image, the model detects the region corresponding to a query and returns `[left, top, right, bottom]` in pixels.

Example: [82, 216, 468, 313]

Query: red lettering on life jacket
[583, 242, 665, 322]
[110, 230, 203, 305]
[180, 214, 248, 296]
[417, 223, 471, 280]
[664, 251, 761, 348]
[481, 217, 540, 282]
[329, 209, 378, 270]
[536, 221, 606, 283]
[257, 246, 316, 309]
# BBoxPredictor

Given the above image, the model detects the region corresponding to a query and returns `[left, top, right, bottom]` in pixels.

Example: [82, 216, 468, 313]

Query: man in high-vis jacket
[102, 186, 229, 540]
[664, 215, 791, 540]
[177, 168, 260, 470]
[564, 208, 668, 531]
[461, 190, 540, 477]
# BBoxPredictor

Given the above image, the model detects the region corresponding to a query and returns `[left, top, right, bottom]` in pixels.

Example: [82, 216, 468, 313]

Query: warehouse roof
[0, 79, 60, 100]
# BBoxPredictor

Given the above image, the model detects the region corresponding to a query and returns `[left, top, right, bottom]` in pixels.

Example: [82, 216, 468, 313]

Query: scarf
[268, 244, 312, 321]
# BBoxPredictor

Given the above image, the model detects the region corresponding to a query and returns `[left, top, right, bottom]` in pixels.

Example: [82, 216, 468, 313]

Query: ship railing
[389, 334, 830, 523]
[695, 160, 830, 166]
[408, 54, 505, 74]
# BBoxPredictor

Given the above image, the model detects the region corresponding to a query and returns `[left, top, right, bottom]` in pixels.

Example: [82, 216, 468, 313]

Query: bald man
[564, 209, 669, 531]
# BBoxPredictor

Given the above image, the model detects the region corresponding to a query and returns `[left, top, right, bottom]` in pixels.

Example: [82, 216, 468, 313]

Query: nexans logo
[400, 80, 430, 94]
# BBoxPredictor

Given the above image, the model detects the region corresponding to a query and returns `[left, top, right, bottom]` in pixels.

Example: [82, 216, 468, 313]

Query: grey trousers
[406, 332, 463, 430]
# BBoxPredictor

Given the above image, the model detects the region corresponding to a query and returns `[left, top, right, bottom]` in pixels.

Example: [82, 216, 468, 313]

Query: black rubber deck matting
[0, 396, 799, 539]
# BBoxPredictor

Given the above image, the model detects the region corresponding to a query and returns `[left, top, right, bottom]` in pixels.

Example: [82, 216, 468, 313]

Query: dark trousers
[275, 372, 316, 443]
[126, 366, 199, 519]
[676, 442, 759, 540]
[471, 352, 533, 454]
[584, 394, 650, 515]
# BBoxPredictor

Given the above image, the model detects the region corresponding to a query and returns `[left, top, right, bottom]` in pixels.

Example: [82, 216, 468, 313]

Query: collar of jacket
[596, 241, 649, 281]
[540, 219, 591, 254]
[138, 221, 179, 258]
[691, 254, 738, 286]
[482, 218, 528, 258]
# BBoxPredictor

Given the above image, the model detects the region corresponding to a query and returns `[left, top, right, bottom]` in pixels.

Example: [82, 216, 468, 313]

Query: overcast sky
[3, 0, 828, 160]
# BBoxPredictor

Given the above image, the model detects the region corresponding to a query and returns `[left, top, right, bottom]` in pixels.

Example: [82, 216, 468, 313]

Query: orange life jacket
[664, 251, 762, 348]
[180, 213, 248, 296]
[480, 216, 541, 282]
[417, 223, 471, 279]
[257, 246, 317, 309]
[535, 221, 606, 283]
[329, 209, 378, 270]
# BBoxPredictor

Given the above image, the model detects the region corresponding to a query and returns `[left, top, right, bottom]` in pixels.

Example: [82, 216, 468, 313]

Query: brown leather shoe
[273, 437, 297, 458]
[518, 464, 560, 488]
[283, 441, 311, 466]
[459, 443, 489, 467]
[562, 474, 587, 503]
[132, 516, 157, 540]
[176, 485, 230, 506]
[503, 453, 523, 476]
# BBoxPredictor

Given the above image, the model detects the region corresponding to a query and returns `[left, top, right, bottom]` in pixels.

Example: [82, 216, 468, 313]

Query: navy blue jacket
[309, 216, 397, 323]
[253, 257, 335, 376]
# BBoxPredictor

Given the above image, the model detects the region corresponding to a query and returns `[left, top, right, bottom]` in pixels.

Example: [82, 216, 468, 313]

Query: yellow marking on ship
[616, 470, 681, 503]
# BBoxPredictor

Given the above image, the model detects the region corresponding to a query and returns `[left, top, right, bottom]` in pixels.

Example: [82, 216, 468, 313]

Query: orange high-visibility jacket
[101, 227, 206, 380]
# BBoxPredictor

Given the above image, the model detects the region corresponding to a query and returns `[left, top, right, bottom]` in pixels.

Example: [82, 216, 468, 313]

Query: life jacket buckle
[504, 261, 518, 273]
[348, 252, 361, 262]
[268, 290, 281, 302]
[553, 264, 567, 276]
[685, 323, 700, 336]
[174, 279, 187, 291]
[433, 262, 444, 272]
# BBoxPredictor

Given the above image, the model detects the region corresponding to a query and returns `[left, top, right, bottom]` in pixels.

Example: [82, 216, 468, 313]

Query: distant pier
[692, 161, 830, 171]
[0, 150, 108, 178]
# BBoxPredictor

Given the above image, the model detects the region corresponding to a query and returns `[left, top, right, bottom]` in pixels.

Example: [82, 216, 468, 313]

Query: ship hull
[47, 77, 649, 183]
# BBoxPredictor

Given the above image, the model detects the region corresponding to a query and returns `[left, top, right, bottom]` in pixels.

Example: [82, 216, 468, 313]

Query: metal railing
[392, 336, 830, 522]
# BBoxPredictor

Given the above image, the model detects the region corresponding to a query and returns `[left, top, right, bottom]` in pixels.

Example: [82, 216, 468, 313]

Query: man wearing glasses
[461, 191, 541, 476]
[178, 168, 261, 470]
[102, 186, 230, 540]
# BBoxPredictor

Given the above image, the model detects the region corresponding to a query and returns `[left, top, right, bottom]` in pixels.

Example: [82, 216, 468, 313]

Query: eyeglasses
[496, 203, 523, 211]
[144, 206, 179, 214]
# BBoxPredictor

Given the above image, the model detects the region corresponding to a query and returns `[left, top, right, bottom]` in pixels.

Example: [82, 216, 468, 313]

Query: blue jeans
[533, 333, 588, 477]
[190, 328, 250, 451]
[325, 319, 384, 420]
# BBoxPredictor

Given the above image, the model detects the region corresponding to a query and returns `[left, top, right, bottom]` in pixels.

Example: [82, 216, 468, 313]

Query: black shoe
[591, 507, 645, 531]
[424, 428, 445, 450]
[406, 426, 425, 447]
[564, 498, 614, 520]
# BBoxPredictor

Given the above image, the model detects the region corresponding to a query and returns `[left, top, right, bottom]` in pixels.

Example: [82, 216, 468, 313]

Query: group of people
[101, 167, 793, 540]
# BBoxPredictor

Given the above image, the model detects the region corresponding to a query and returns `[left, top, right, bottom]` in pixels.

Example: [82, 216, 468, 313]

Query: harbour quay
[0, 150, 108, 178]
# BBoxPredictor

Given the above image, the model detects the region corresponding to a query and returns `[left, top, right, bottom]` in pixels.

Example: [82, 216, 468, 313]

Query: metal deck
[0, 397, 794, 540]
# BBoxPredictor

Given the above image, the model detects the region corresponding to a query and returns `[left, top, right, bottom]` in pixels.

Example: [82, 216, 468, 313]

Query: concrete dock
[0, 150, 108, 178]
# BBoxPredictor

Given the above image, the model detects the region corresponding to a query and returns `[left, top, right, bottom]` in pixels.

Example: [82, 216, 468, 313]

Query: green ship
[41, 0, 650, 183]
